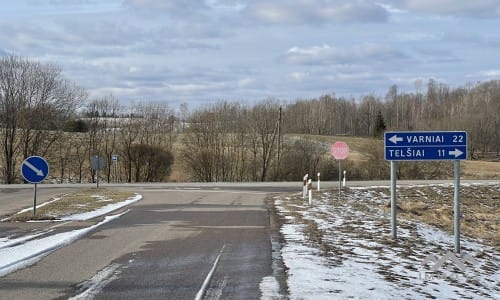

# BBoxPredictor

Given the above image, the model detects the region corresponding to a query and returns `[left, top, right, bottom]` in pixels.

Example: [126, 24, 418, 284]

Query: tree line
[1, 55, 498, 183]
[284, 80, 499, 157]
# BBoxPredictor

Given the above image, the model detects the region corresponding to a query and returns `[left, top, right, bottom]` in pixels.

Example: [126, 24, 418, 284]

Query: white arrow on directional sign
[389, 134, 403, 144]
[23, 160, 44, 176]
[449, 148, 464, 158]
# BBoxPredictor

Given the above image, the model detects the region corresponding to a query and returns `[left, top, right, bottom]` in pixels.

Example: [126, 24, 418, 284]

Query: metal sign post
[112, 154, 119, 183]
[390, 161, 397, 239]
[21, 156, 49, 216]
[454, 160, 461, 253]
[90, 155, 106, 189]
[385, 131, 467, 252]
[338, 160, 342, 198]
[33, 183, 37, 216]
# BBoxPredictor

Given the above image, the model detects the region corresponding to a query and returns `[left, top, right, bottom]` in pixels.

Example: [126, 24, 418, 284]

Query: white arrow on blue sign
[21, 156, 49, 183]
[385, 131, 467, 161]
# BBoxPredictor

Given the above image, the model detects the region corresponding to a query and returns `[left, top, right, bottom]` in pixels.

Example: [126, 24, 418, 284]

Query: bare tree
[248, 99, 281, 181]
[0, 55, 83, 183]
[118, 101, 177, 182]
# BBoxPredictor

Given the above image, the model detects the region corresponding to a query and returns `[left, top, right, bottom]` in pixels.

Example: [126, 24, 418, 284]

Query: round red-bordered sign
[331, 142, 349, 160]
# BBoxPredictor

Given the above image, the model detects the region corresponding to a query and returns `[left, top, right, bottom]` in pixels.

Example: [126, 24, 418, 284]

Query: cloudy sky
[1, 0, 499, 107]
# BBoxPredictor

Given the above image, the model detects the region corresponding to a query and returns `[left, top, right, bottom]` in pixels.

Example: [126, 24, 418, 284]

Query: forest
[1, 55, 499, 183]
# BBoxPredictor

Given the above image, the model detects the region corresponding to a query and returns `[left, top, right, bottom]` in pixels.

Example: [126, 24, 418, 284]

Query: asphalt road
[0, 186, 279, 300]
[0, 180, 498, 299]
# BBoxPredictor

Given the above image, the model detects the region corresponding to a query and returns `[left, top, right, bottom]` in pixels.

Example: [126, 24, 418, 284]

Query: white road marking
[70, 263, 121, 300]
[193, 226, 265, 229]
[195, 244, 226, 300]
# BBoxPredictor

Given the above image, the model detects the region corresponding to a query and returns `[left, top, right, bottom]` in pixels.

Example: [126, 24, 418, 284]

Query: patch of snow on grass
[275, 184, 499, 299]
[61, 194, 142, 221]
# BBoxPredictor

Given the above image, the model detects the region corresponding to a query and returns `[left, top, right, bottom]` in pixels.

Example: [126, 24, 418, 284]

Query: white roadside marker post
[303, 174, 308, 199]
[317, 172, 321, 191]
[308, 179, 313, 206]
[342, 170, 347, 187]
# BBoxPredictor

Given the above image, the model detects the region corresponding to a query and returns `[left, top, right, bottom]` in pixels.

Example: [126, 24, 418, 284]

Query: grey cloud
[415, 48, 461, 63]
[122, 0, 211, 17]
[122, 0, 389, 24]
[442, 32, 500, 48]
[155, 22, 232, 39]
[245, 0, 388, 24]
[284, 43, 407, 65]
[54, 15, 161, 48]
[0, 12, 223, 61]
[65, 59, 259, 101]
[384, 0, 500, 18]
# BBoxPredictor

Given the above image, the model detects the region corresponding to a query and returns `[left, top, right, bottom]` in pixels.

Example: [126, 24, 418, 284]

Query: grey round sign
[90, 155, 106, 171]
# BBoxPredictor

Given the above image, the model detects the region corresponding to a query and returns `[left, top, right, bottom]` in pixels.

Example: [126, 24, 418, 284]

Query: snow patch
[274, 184, 499, 299]
[61, 194, 142, 221]
[259, 276, 281, 299]
[70, 263, 122, 300]
[0, 211, 127, 277]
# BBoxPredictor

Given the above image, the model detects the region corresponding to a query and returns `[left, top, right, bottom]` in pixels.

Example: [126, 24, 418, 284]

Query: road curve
[0, 188, 277, 299]
[0, 180, 498, 299]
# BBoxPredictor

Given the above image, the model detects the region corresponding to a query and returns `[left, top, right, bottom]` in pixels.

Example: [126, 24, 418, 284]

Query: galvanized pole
[391, 161, 397, 240]
[454, 160, 461, 253]
[33, 183, 37, 216]
[338, 160, 342, 199]
[96, 169, 100, 189]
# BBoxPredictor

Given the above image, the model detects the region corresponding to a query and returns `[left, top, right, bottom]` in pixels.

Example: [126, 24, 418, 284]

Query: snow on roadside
[0, 211, 127, 277]
[0, 193, 142, 277]
[60, 194, 142, 221]
[0, 230, 54, 249]
[274, 185, 499, 300]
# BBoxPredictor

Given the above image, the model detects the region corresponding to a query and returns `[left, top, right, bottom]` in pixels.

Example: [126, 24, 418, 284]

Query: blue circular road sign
[21, 156, 49, 183]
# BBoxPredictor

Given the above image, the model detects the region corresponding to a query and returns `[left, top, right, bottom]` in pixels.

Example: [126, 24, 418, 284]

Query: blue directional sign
[21, 156, 49, 183]
[385, 131, 467, 161]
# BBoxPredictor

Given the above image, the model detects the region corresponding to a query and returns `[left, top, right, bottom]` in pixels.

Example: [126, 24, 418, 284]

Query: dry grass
[7, 188, 136, 222]
[292, 134, 377, 162]
[303, 134, 500, 179]
[394, 184, 500, 249]
[462, 160, 500, 179]
[274, 185, 499, 297]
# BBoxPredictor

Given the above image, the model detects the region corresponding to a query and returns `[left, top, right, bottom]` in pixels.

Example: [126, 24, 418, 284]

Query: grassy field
[300, 135, 500, 179]
[273, 184, 498, 298]
[381, 184, 499, 249]
[462, 160, 500, 179]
